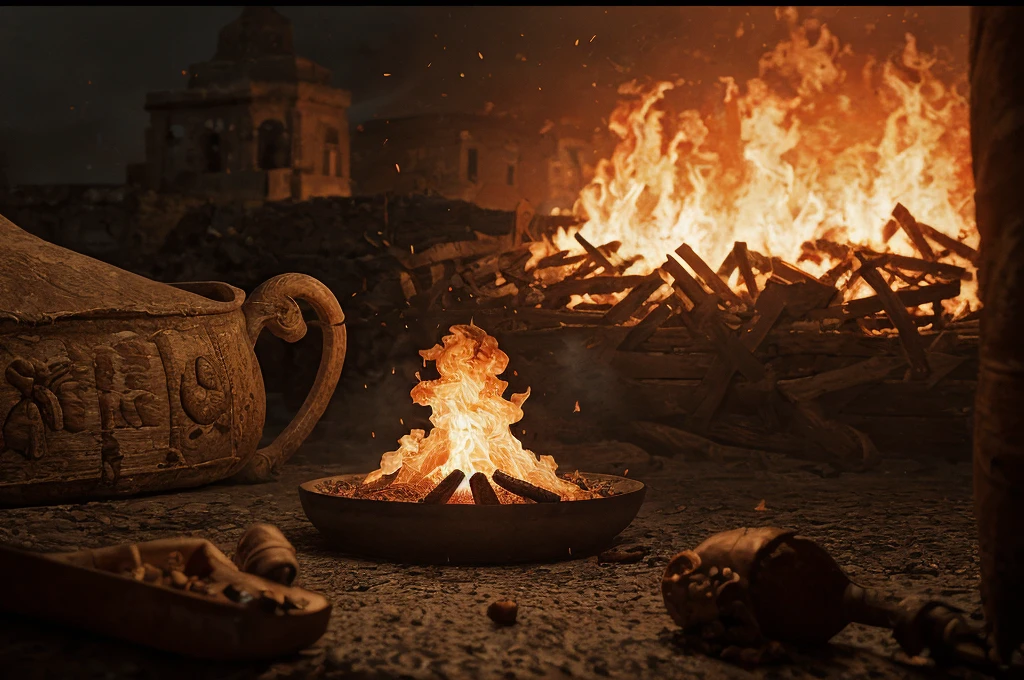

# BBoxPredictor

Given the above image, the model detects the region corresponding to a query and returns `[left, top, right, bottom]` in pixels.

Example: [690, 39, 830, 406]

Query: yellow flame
[549, 15, 977, 308]
[365, 324, 582, 498]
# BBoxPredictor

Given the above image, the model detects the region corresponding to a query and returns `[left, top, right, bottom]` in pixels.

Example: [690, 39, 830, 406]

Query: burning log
[356, 468, 401, 496]
[421, 470, 466, 504]
[469, 472, 501, 505]
[492, 470, 561, 503]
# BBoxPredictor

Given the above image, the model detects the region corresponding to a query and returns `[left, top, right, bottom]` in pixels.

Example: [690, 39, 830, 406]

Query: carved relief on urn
[0, 213, 346, 506]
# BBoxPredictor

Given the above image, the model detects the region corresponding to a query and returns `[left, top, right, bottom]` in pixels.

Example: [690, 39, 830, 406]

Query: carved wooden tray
[299, 472, 646, 565]
[0, 537, 332, 660]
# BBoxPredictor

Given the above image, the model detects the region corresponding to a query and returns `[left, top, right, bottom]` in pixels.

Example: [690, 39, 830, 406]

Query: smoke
[0, 6, 969, 184]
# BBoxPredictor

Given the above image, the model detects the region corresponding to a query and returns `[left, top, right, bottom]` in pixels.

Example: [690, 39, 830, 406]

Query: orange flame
[549, 13, 977, 309]
[365, 324, 582, 498]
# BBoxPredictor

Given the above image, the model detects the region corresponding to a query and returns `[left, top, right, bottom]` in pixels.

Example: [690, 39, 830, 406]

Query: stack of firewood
[142, 192, 978, 468]
[392, 201, 979, 468]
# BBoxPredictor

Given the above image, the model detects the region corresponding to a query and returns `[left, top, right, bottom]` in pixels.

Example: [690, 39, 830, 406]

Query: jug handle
[233, 273, 346, 483]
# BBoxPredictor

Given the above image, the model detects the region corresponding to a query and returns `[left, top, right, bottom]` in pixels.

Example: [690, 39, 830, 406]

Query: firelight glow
[545, 10, 977, 310]
[364, 324, 583, 499]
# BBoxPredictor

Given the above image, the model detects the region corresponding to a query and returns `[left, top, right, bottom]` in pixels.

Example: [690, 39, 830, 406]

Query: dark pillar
[970, 6, 1024, 660]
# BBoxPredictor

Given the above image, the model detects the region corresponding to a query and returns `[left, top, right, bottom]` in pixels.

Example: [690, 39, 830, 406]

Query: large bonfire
[546, 8, 976, 311]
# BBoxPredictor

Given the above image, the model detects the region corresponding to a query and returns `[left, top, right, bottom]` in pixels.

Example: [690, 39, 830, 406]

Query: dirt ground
[0, 442, 993, 680]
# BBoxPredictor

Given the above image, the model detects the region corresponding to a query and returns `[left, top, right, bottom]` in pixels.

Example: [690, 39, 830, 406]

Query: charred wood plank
[492, 470, 561, 503]
[882, 217, 900, 243]
[806, 280, 961, 321]
[534, 250, 587, 270]
[916, 221, 979, 264]
[618, 302, 676, 351]
[717, 250, 738, 278]
[610, 351, 716, 380]
[675, 244, 744, 306]
[470, 472, 501, 505]
[819, 256, 854, 288]
[892, 203, 938, 261]
[661, 255, 712, 307]
[574, 232, 625, 275]
[690, 282, 788, 426]
[543, 275, 649, 300]
[856, 253, 931, 379]
[734, 242, 760, 301]
[776, 355, 907, 402]
[830, 378, 976, 417]
[602, 272, 665, 326]
[399, 238, 504, 270]
[868, 251, 966, 281]
[769, 257, 821, 285]
[667, 297, 766, 383]
[421, 470, 466, 504]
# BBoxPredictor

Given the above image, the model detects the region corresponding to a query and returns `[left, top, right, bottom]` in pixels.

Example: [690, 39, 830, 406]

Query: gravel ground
[0, 445, 993, 680]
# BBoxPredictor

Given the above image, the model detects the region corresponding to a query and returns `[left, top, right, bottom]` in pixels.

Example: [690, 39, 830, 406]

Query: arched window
[258, 119, 290, 170]
[323, 126, 341, 177]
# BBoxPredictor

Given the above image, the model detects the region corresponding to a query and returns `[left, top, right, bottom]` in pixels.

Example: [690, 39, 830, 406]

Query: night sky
[0, 6, 969, 185]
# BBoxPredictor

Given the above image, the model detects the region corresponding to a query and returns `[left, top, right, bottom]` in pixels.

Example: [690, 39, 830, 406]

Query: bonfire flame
[364, 324, 583, 499]
[547, 11, 977, 309]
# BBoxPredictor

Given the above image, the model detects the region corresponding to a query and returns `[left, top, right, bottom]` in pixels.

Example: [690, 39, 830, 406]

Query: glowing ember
[364, 324, 585, 499]
[546, 11, 977, 310]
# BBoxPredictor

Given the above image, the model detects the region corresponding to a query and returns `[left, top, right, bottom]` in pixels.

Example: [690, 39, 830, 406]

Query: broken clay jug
[0, 214, 346, 506]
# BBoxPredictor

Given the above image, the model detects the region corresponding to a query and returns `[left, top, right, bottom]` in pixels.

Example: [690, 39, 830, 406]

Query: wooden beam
[689, 283, 788, 427]
[916, 221, 979, 264]
[776, 355, 907, 402]
[618, 302, 675, 351]
[660, 256, 712, 307]
[675, 244, 744, 306]
[769, 257, 822, 285]
[734, 242, 760, 301]
[806, 280, 961, 321]
[601, 272, 665, 326]
[574, 232, 625, 274]
[856, 253, 931, 379]
[543, 275, 650, 300]
[892, 203, 938, 261]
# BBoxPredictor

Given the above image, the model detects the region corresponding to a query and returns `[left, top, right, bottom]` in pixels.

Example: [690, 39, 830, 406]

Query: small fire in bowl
[316, 323, 615, 505]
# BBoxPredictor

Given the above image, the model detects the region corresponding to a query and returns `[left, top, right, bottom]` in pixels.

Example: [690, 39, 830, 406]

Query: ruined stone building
[350, 114, 598, 214]
[127, 7, 351, 203]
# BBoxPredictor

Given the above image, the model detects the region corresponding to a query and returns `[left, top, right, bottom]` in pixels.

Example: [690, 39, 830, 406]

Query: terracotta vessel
[0, 214, 346, 506]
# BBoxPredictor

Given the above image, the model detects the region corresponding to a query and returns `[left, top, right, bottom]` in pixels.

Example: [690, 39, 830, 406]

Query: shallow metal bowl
[298, 472, 646, 565]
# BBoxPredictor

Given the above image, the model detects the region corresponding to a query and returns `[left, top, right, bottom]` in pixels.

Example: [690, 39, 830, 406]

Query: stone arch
[258, 119, 290, 170]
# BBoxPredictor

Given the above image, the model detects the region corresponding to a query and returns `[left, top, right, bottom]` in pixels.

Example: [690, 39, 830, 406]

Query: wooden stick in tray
[492, 470, 561, 503]
[421, 470, 466, 504]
